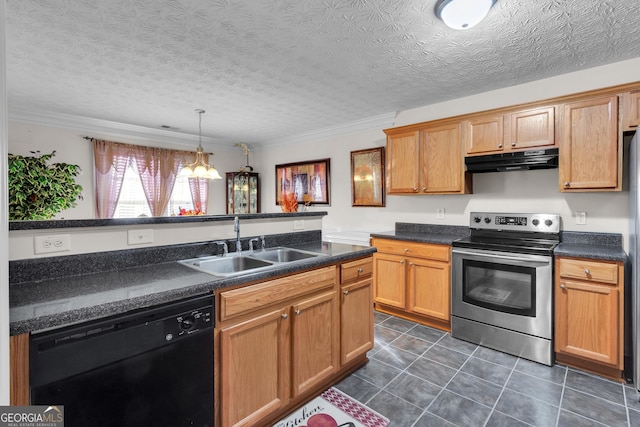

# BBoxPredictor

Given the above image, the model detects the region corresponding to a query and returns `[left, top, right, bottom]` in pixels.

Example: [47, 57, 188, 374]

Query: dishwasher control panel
[165, 306, 213, 340]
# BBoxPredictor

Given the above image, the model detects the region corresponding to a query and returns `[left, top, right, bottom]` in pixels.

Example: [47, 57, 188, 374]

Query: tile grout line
[481, 354, 519, 427]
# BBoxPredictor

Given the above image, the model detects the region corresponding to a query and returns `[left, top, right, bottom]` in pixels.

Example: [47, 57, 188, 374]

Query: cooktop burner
[452, 212, 561, 256]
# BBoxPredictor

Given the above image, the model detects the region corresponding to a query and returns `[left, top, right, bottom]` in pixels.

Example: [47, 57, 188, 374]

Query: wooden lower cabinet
[554, 257, 624, 378]
[340, 258, 374, 365]
[372, 238, 451, 330]
[217, 259, 373, 427]
[10, 333, 30, 406]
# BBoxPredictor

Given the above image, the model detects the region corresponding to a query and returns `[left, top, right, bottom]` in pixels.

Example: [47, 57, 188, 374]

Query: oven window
[462, 259, 536, 316]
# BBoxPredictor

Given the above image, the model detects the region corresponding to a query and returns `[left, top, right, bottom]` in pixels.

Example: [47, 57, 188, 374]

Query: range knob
[484, 217, 491, 224]
[545, 219, 553, 227]
[473, 216, 482, 223]
[532, 219, 540, 226]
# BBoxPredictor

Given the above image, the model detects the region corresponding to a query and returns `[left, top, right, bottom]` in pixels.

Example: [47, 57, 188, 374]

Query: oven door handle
[452, 248, 552, 264]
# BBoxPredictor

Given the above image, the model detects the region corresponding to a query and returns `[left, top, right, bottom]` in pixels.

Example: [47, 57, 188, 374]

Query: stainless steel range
[451, 212, 560, 366]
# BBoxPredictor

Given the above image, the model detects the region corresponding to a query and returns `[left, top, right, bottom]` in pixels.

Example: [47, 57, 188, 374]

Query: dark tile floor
[334, 311, 640, 427]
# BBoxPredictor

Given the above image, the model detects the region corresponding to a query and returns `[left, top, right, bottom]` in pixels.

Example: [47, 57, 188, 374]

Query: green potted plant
[8, 150, 83, 220]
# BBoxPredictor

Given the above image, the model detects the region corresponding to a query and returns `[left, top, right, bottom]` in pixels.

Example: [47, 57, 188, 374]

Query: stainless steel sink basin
[248, 247, 322, 263]
[178, 255, 274, 277]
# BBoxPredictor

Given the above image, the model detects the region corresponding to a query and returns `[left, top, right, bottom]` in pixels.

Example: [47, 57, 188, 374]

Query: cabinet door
[291, 291, 339, 398]
[341, 277, 374, 365]
[559, 96, 619, 191]
[421, 123, 463, 193]
[622, 90, 640, 131]
[407, 258, 450, 321]
[220, 308, 290, 427]
[508, 107, 555, 150]
[386, 131, 420, 193]
[555, 280, 619, 366]
[465, 114, 504, 155]
[373, 253, 406, 308]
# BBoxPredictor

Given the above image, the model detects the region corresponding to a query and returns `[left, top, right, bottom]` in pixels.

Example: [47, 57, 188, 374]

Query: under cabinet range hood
[465, 148, 559, 173]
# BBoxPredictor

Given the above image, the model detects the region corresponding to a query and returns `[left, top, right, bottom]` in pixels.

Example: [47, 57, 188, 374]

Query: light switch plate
[576, 211, 587, 225]
[436, 208, 445, 219]
[128, 229, 154, 245]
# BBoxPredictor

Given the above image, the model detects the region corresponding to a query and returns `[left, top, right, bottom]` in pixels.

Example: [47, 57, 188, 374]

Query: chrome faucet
[234, 216, 241, 254]
[260, 235, 266, 251]
[214, 241, 228, 256]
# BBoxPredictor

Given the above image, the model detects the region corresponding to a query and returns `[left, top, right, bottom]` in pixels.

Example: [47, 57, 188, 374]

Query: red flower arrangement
[178, 203, 205, 216]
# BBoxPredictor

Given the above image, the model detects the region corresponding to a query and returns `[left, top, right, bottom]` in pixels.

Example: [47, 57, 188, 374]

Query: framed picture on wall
[351, 147, 385, 207]
[275, 158, 330, 205]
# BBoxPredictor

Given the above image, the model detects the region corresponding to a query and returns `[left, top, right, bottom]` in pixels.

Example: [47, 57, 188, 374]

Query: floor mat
[274, 387, 390, 427]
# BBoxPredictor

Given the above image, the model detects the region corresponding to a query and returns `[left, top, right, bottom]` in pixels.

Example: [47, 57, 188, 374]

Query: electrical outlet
[127, 229, 154, 245]
[436, 208, 445, 219]
[293, 220, 305, 230]
[576, 211, 587, 225]
[34, 234, 71, 254]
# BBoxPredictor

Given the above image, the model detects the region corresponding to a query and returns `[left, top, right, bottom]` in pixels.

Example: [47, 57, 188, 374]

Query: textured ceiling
[6, 0, 640, 148]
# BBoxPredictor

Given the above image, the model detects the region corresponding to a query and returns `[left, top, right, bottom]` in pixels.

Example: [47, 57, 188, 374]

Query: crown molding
[8, 108, 234, 151]
[261, 111, 397, 149]
[9, 108, 397, 151]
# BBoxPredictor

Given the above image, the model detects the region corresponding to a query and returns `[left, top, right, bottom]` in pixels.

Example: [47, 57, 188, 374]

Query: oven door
[451, 247, 553, 338]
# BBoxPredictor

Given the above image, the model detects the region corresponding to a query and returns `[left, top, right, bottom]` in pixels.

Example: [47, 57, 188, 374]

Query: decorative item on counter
[280, 193, 298, 212]
[8, 150, 83, 220]
[178, 203, 205, 216]
[234, 143, 254, 172]
[302, 194, 311, 211]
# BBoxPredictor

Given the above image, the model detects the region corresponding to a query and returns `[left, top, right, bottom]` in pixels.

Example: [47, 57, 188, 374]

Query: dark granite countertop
[370, 223, 470, 245]
[10, 239, 374, 335]
[554, 231, 628, 262]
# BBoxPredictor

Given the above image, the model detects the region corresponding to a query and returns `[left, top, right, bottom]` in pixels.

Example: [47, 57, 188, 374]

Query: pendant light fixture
[435, 0, 496, 30]
[180, 109, 222, 179]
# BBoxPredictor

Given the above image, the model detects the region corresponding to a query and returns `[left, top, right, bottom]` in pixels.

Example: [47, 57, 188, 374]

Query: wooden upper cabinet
[386, 130, 420, 193]
[385, 124, 470, 195]
[465, 107, 555, 156]
[559, 96, 620, 192]
[420, 122, 469, 193]
[508, 107, 555, 150]
[465, 114, 504, 155]
[622, 90, 640, 131]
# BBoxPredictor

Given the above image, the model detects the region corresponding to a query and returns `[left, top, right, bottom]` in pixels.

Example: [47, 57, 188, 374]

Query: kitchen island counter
[10, 239, 374, 335]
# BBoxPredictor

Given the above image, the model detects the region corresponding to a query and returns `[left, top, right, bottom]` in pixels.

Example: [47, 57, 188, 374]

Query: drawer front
[341, 257, 373, 283]
[220, 266, 336, 321]
[371, 238, 450, 262]
[557, 258, 619, 285]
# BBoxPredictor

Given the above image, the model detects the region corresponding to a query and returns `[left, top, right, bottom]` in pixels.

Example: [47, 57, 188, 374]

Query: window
[113, 163, 196, 218]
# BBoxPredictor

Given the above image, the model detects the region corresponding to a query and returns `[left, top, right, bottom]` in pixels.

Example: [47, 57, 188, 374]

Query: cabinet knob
[560, 284, 566, 289]
[498, 143, 503, 148]
[295, 309, 301, 316]
[357, 268, 363, 273]
[422, 187, 427, 192]
[511, 142, 516, 147]
[281, 313, 288, 319]
[343, 290, 349, 296]
[409, 262, 414, 266]
[400, 260, 405, 264]
[564, 182, 570, 187]
[584, 269, 591, 275]
[413, 187, 418, 192]
[404, 248, 409, 253]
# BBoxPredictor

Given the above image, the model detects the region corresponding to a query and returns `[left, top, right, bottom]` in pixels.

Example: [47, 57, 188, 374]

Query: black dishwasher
[30, 293, 214, 427]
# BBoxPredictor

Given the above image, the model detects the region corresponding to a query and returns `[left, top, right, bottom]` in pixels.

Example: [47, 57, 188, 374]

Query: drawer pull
[295, 310, 301, 316]
[511, 142, 516, 147]
[404, 248, 409, 253]
[357, 268, 363, 273]
[560, 284, 566, 289]
[343, 290, 349, 296]
[564, 182, 570, 187]
[498, 143, 503, 148]
[281, 313, 288, 319]
[584, 269, 591, 275]
[400, 260, 405, 265]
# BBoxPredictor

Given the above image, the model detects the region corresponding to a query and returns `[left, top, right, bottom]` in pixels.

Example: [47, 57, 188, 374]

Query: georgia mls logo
[0, 405, 64, 426]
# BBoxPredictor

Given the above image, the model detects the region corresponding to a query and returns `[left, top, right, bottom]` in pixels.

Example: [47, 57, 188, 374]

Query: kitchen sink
[248, 247, 323, 263]
[178, 255, 274, 277]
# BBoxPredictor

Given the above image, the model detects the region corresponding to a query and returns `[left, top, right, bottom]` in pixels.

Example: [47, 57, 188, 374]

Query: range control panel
[469, 212, 560, 233]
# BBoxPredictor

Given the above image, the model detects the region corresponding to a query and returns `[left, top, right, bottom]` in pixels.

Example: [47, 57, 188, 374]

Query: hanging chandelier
[180, 109, 222, 179]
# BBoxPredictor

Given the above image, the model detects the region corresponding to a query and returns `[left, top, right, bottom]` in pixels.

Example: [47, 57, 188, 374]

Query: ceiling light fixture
[435, 0, 496, 30]
[180, 109, 222, 180]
